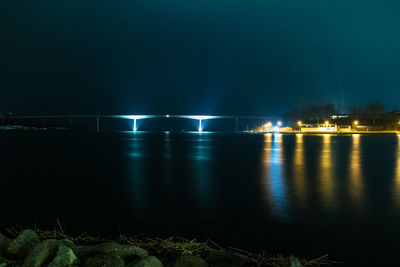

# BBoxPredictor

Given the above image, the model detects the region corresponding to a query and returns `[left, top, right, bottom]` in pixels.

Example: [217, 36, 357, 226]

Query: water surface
[1, 132, 400, 266]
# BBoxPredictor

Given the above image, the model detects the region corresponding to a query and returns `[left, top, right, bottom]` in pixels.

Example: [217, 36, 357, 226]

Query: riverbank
[255, 130, 400, 135]
[0, 227, 335, 267]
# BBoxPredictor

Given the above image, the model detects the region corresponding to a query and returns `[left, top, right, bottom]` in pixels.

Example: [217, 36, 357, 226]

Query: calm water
[1, 131, 400, 266]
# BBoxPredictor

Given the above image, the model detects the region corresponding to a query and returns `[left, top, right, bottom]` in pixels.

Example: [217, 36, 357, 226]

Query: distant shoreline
[1, 125, 399, 135]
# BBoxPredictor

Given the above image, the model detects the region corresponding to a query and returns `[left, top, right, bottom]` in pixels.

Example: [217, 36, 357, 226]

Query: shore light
[277, 121, 282, 126]
[297, 121, 302, 126]
[354, 120, 359, 126]
[325, 121, 329, 125]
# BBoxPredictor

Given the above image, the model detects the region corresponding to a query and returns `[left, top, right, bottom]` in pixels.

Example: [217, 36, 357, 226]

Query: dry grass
[3, 221, 340, 266]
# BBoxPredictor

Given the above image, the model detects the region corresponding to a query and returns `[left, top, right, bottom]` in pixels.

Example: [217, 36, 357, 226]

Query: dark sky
[1, 0, 399, 116]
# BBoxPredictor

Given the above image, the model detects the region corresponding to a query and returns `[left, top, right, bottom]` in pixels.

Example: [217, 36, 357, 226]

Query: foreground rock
[6, 230, 40, 258]
[22, 239, 59, 267]
[95, 242, 148, 259]
[84, 254, 124, 267]
[127, 255, 163, 267]
[47, 243, 77, 267]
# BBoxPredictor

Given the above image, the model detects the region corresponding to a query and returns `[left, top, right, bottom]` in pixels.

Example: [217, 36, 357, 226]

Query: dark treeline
[283, 102, 400, 130]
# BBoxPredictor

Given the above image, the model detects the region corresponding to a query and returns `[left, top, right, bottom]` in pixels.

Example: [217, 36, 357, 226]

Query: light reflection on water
[349, 134, 363, 210]
[127, 133, 147, 220]
[293, 134, 306, 209]
[191, 134, 213, 213]
[395, 136, 400, 206]
[319, 134, 335, 211]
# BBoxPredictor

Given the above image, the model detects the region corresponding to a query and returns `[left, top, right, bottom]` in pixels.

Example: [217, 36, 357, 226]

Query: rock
[47, 243, 77, 267]
[72, 245, 97, 259]
[6, 230, 40, 258]
[84, 254, 124, 267]
[0, 233, 10, 251]
[283, 255, 302, 267]
[128, 256, 163, 267]
[205, 251, 244, 267]
[174, 255, 208, 267]
[95, 242, 148, 259]
[22, 239, 59, 267]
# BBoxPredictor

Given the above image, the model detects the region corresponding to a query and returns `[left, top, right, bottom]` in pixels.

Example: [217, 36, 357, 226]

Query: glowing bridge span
[14, 114, 277, 132]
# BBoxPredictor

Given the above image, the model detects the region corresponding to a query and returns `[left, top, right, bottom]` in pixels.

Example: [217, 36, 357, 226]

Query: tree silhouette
[366, 102, 384, 125]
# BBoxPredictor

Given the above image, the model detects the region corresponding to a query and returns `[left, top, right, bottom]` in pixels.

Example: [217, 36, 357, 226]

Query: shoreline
[249, 130, 400, 135]
[0, 227, 335, 267]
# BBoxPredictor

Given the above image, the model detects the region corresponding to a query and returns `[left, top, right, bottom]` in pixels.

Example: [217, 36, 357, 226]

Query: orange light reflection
[349, 134, 363, 210]
[395, 136, 400, 206]
[319, 134, 335, 210]
[293, 133, 306, 208]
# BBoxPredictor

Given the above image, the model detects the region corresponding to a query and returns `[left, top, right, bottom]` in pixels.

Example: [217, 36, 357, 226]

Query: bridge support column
[96, 117, 99, 132]
[69, 118, 73, 128]
[133, 119, 137, 132]
[198, 119, 202, 132]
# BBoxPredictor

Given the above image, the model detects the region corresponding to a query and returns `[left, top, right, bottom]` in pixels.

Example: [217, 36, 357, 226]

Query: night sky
[1, 0, 399, 116]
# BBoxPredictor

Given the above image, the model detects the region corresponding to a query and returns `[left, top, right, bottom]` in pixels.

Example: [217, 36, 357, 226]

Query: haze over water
[1, 132, 400, 266]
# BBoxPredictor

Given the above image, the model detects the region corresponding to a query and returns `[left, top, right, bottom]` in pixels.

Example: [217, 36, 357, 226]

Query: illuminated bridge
[13, 114, 278, 132]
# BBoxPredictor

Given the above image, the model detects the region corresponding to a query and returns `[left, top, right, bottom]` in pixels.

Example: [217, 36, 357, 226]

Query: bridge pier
[69, 118, 73, 128]
[96, 117, 99, 132]
[198, 120, 203, 132]
[133, 119, 137, 132]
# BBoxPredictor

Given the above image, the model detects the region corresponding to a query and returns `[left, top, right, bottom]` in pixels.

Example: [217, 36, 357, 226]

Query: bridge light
[189, 115, 214, 120]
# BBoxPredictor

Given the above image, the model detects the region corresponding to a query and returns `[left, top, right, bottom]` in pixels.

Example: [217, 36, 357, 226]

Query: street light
[354, 120, 359, 126]
[325, 121, 329, 125]
[277, 121, 282, 126]
[297, 121, 302, 126]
